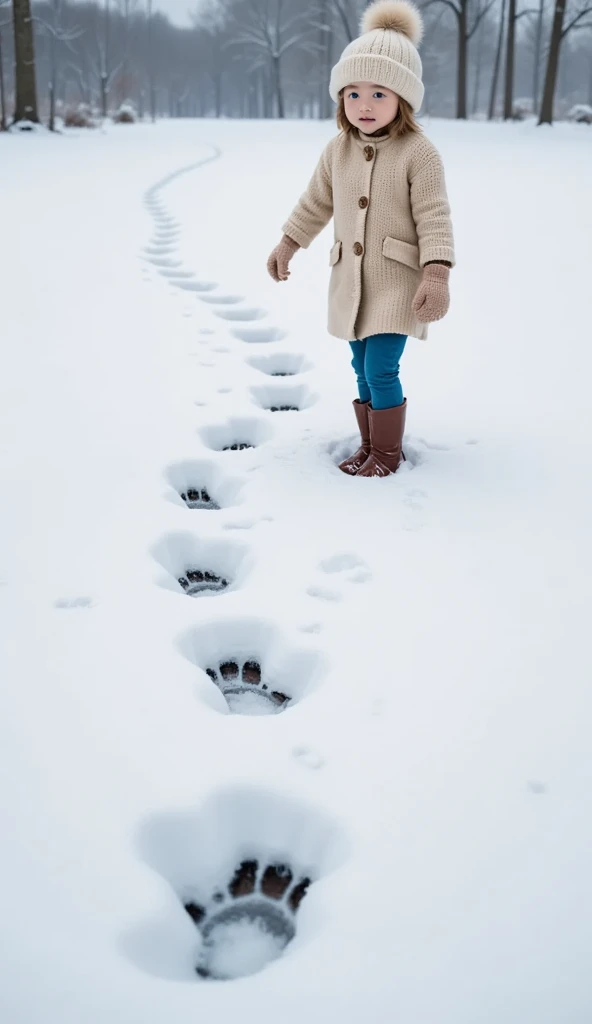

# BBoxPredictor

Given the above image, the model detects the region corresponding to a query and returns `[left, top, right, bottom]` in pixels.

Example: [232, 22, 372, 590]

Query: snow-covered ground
[1, 116, 591, 1023]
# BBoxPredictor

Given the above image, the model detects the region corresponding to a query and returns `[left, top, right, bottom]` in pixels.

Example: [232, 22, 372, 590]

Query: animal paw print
[184, 859, 311, 980]
[319, 553, 372, 583]
[54, 596, 93, 609]
[206, 659, 290, 714]
[178, 569, 228, 596]
[179, 487, 220, 511]
[307, 553, 372, 602]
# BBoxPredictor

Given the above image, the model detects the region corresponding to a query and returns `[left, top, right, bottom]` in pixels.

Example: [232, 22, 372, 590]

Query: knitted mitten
[412, 263, 450, 323]
[267, 234, 300, 282]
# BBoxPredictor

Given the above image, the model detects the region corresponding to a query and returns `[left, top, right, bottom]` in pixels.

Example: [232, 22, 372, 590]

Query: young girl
[267, 0, 455, 478]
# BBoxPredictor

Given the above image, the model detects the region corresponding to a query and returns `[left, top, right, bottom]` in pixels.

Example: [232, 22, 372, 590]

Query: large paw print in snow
[200, 417, 273, 453]
[128, 786, 347, 983]
[152, 533, 248, 599]
[185, 860, 311, 980]
[179, 618, 324, 715]
[179, 570, 229, 596]
[54, 596, 94, 609]
[199, 293, 245, 305]
[251, 383, 316, 414]
[174, 279, 218, 293]
[231, 326, 288, 344]
[206, 659, 290, 715]
[307, 553, 372, 602]
[214, 306, 268, 322]
[248, 352, 313, 378]
[165, 460, 243, 513]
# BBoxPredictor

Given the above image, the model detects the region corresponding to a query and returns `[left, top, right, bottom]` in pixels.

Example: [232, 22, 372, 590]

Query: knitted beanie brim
[329, 52, 424, 112]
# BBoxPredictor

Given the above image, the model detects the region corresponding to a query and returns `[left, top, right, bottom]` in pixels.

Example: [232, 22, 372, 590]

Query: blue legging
[349, 333, 408, 410]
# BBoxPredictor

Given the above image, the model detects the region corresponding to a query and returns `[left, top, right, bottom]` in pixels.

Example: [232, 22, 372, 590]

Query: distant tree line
[0, 0, 591, 132]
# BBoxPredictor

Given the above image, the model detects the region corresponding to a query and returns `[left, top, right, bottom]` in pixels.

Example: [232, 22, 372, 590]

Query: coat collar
[355, 129, 393, 151]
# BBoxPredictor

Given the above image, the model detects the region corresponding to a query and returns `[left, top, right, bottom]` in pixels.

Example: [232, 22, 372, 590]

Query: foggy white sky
[77, 1, 195, 27]
[151, 0, 194, 26]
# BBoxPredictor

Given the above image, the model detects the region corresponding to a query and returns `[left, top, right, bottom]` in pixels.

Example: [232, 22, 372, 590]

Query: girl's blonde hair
[336, 90, 422, 138]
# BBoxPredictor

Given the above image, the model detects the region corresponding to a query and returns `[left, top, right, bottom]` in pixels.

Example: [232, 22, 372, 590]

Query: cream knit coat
[282, 129, 455, 342]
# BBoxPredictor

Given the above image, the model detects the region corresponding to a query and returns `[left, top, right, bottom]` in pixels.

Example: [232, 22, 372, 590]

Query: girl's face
[344, 83, 399, 133]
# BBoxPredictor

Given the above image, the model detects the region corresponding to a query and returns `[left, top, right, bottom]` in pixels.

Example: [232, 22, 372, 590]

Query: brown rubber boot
[338, 400, 371, 475]
[357, 401, 407, 477]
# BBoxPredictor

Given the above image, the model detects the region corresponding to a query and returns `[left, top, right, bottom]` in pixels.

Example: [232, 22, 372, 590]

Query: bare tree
[539, 0, 592, 123]
[470, 0, 484, 112]
[228, 0, 320, 118]
[531, 0, 546, 109]
[331, 0, 358, 41]
[0, 0, 9, 130]
[488, 0, 507, 117]
[503, 0, 537, 119]
[423, 0, 495, 118]
[318, 0, 333, 118]
[503, 0, 517, 116]
[91, 0, 122, 116]
[12, 0, 39, 123]
[113, 0, 138, 104]
[0, 29, 6, 130]
[146, 0, 155, 120]
[36, 0, 83, 130]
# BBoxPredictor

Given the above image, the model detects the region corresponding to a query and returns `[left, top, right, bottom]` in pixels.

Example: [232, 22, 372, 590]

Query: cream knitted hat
[329, 0, 424, 112]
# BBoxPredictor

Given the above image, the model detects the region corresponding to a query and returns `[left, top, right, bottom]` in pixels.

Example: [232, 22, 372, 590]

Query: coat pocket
[382, 236, 420, 271]
[329, 241, 342, 267]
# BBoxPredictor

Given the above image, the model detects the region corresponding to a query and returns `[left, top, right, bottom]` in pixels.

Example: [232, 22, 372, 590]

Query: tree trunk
[457, 2, 467, 119]
[471, 8, 484, 115]
[48, 25, 56, 131]
[488, 0, 507, 119]
[12, 0, 39, 123]
[101, 0, 110, 117]
[100, 73, 108, 117]
[503, 0, 516, 118]
[319, 0, 331, 118]
[538, 0, 566, 125]
[147, 0, 156, 122]
[532, 0, 544, 111]
[0, 29, 7, 131]
[48, 81, 56, 130]
[272, 54, 284, 118]
[263, 69, 272, 117]
[214, 74, 221, 117]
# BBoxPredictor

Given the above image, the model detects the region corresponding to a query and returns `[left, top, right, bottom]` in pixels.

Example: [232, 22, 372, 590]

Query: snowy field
[1, 116, 591, 1022]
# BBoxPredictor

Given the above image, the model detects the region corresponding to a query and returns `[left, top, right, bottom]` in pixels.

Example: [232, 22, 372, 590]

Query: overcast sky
[151, 0, 194, 26]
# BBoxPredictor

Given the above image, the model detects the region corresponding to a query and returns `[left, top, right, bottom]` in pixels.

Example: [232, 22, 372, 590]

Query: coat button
[358, 196, 369, 208]
[353, 242, 364, 256]
[364, 146, 374, 161]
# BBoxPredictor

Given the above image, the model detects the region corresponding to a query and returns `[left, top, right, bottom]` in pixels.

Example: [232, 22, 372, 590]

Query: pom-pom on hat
[329, 1, 425, 112]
